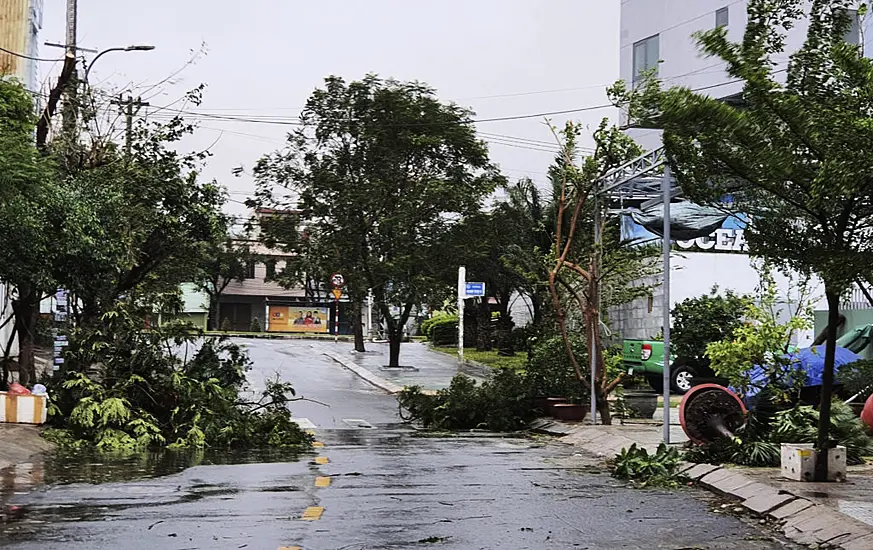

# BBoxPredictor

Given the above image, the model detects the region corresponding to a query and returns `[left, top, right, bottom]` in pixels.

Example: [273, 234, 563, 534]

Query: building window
[633, 34, 660, 84]
[245, 261, 256, 279]
[844, 9, 860, 45]
[716, 7, 729, 29]
[265, 259, 277, 278]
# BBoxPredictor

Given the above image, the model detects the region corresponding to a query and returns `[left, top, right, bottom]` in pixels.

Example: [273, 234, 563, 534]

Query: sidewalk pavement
[534, 416, 873, 550]
[0, 424, 53, 471]
[321, 341, 488, 393]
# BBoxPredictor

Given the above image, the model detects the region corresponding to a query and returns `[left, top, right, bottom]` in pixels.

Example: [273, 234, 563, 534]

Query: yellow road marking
[313, 441, 325, 448]
[300, 506, 324, 520]
[315, 476, 331, 487]
[278, 547, 301, 550]
[314, 456, 329, 465]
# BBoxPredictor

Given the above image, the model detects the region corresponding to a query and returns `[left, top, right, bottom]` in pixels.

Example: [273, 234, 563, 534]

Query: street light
[84, 45, 155, 83]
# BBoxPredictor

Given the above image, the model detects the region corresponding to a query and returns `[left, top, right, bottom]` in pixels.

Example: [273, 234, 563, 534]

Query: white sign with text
[676, 228, 747, 253]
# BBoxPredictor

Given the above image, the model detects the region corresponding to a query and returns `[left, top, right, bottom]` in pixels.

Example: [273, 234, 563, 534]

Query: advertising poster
[620, 205, 748, 253]
[268, 306, 330, 333]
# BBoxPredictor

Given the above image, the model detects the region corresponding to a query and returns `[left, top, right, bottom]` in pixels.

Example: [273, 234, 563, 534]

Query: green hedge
[431, 320, 459, 346]
[421, 314, 459, 339]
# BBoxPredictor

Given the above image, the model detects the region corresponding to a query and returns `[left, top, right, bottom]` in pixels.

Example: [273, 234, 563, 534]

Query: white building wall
[618, 0, 872, 150]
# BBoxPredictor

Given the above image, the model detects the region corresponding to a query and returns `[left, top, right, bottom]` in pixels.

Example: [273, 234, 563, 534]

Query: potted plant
[619, 376, 658, 419]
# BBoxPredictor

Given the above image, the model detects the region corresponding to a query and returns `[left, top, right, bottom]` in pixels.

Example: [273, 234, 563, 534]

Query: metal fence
[842, 285, 873, 311]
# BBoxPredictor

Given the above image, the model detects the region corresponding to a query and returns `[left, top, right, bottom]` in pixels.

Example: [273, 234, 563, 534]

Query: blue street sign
[464, 282, 485, 297]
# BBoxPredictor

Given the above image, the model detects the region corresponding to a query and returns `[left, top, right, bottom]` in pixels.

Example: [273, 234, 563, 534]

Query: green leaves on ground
[398, 370, 537, 432]
[45, 304, 312, 452]
[399, 333, 603, 431]
[612, 443, 685, 488]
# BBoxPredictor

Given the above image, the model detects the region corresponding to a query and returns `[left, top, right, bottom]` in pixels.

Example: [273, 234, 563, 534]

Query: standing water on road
[1, 447, 308, 547]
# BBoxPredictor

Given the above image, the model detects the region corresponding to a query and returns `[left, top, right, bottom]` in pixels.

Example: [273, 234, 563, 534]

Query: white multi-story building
[610, 1, 872, 342]
[620, 0, 866, 150]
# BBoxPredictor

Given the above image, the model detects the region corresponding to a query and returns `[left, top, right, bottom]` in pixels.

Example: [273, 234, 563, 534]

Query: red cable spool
[861, 393, 873, 431]
[679, 383, 748, 445]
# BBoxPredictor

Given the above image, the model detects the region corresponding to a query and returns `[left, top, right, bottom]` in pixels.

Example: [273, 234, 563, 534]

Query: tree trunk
[80, 299, 102, 326]
[596, 389, 612, 425]
[1, 323, 15, 392]
[496, 314, 515, 356]
[531, 292, 543, 328]
[12, 291, 38, 387]
[388, 328, 402, 367]
[463, 299, 476, 348]
[815, 287, 841, 482]
[208, 295, 221, 331]
[475, 298, 491, 352]
[353, 299, 366, 352]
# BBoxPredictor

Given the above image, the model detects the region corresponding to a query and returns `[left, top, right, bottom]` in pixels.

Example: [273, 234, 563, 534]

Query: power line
[145, 75, 760, 129]
[0, 45, 66, 62]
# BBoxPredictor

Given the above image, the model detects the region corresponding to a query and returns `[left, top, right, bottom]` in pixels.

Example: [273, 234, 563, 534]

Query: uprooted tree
[547, 120, 659, 424]
[251, 75, 499, 366]
[616, 0, 873, 479]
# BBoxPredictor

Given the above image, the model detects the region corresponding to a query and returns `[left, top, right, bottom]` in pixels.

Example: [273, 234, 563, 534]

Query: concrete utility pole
[111, 96, 149, 158]
[60, 0, 78, 138]
[37, 0, 79, 148]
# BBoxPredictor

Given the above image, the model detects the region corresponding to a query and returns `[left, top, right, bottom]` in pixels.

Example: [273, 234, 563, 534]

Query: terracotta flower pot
[550, 403, 588, 422]
[679, 383, 747, 444]
[542, 397, 568, 415]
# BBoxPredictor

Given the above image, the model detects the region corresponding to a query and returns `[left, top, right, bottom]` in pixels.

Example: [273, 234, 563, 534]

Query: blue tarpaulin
[737, 345, 861, 405]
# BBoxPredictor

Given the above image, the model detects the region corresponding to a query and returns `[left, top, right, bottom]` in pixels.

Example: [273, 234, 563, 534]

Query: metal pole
[125, 96, 134, 158]
[662, 165, 672, 444]
[458, 266, 465, 363]
[591, 187, 600, 425]
[335, 297, 340, 344]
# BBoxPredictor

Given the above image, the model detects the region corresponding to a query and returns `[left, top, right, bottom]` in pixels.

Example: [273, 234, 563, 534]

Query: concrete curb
[536, 419, 873, 549]
[458, 358, 494, 380]
[323, 352, 404, 395]
[694, 464, 873, 549]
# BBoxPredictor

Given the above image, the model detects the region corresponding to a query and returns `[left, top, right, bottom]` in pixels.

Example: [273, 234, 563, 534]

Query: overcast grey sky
[41, 1, 621, 218]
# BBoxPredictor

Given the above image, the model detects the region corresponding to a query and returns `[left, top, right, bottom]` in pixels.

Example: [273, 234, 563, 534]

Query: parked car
[623, 324, 873, 396]
[622, 339, 707, 394]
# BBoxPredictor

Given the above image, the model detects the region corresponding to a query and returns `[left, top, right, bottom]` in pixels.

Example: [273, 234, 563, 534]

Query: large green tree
[0, 78, 72, 385]
[252, 75, 498, 366]
[0, 77, 227, 385]
[60, 113, 227, 323]
[619, 0, 873, 478]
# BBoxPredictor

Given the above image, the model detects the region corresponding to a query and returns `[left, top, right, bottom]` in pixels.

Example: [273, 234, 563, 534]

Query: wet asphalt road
[0, 340, 800, 549]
